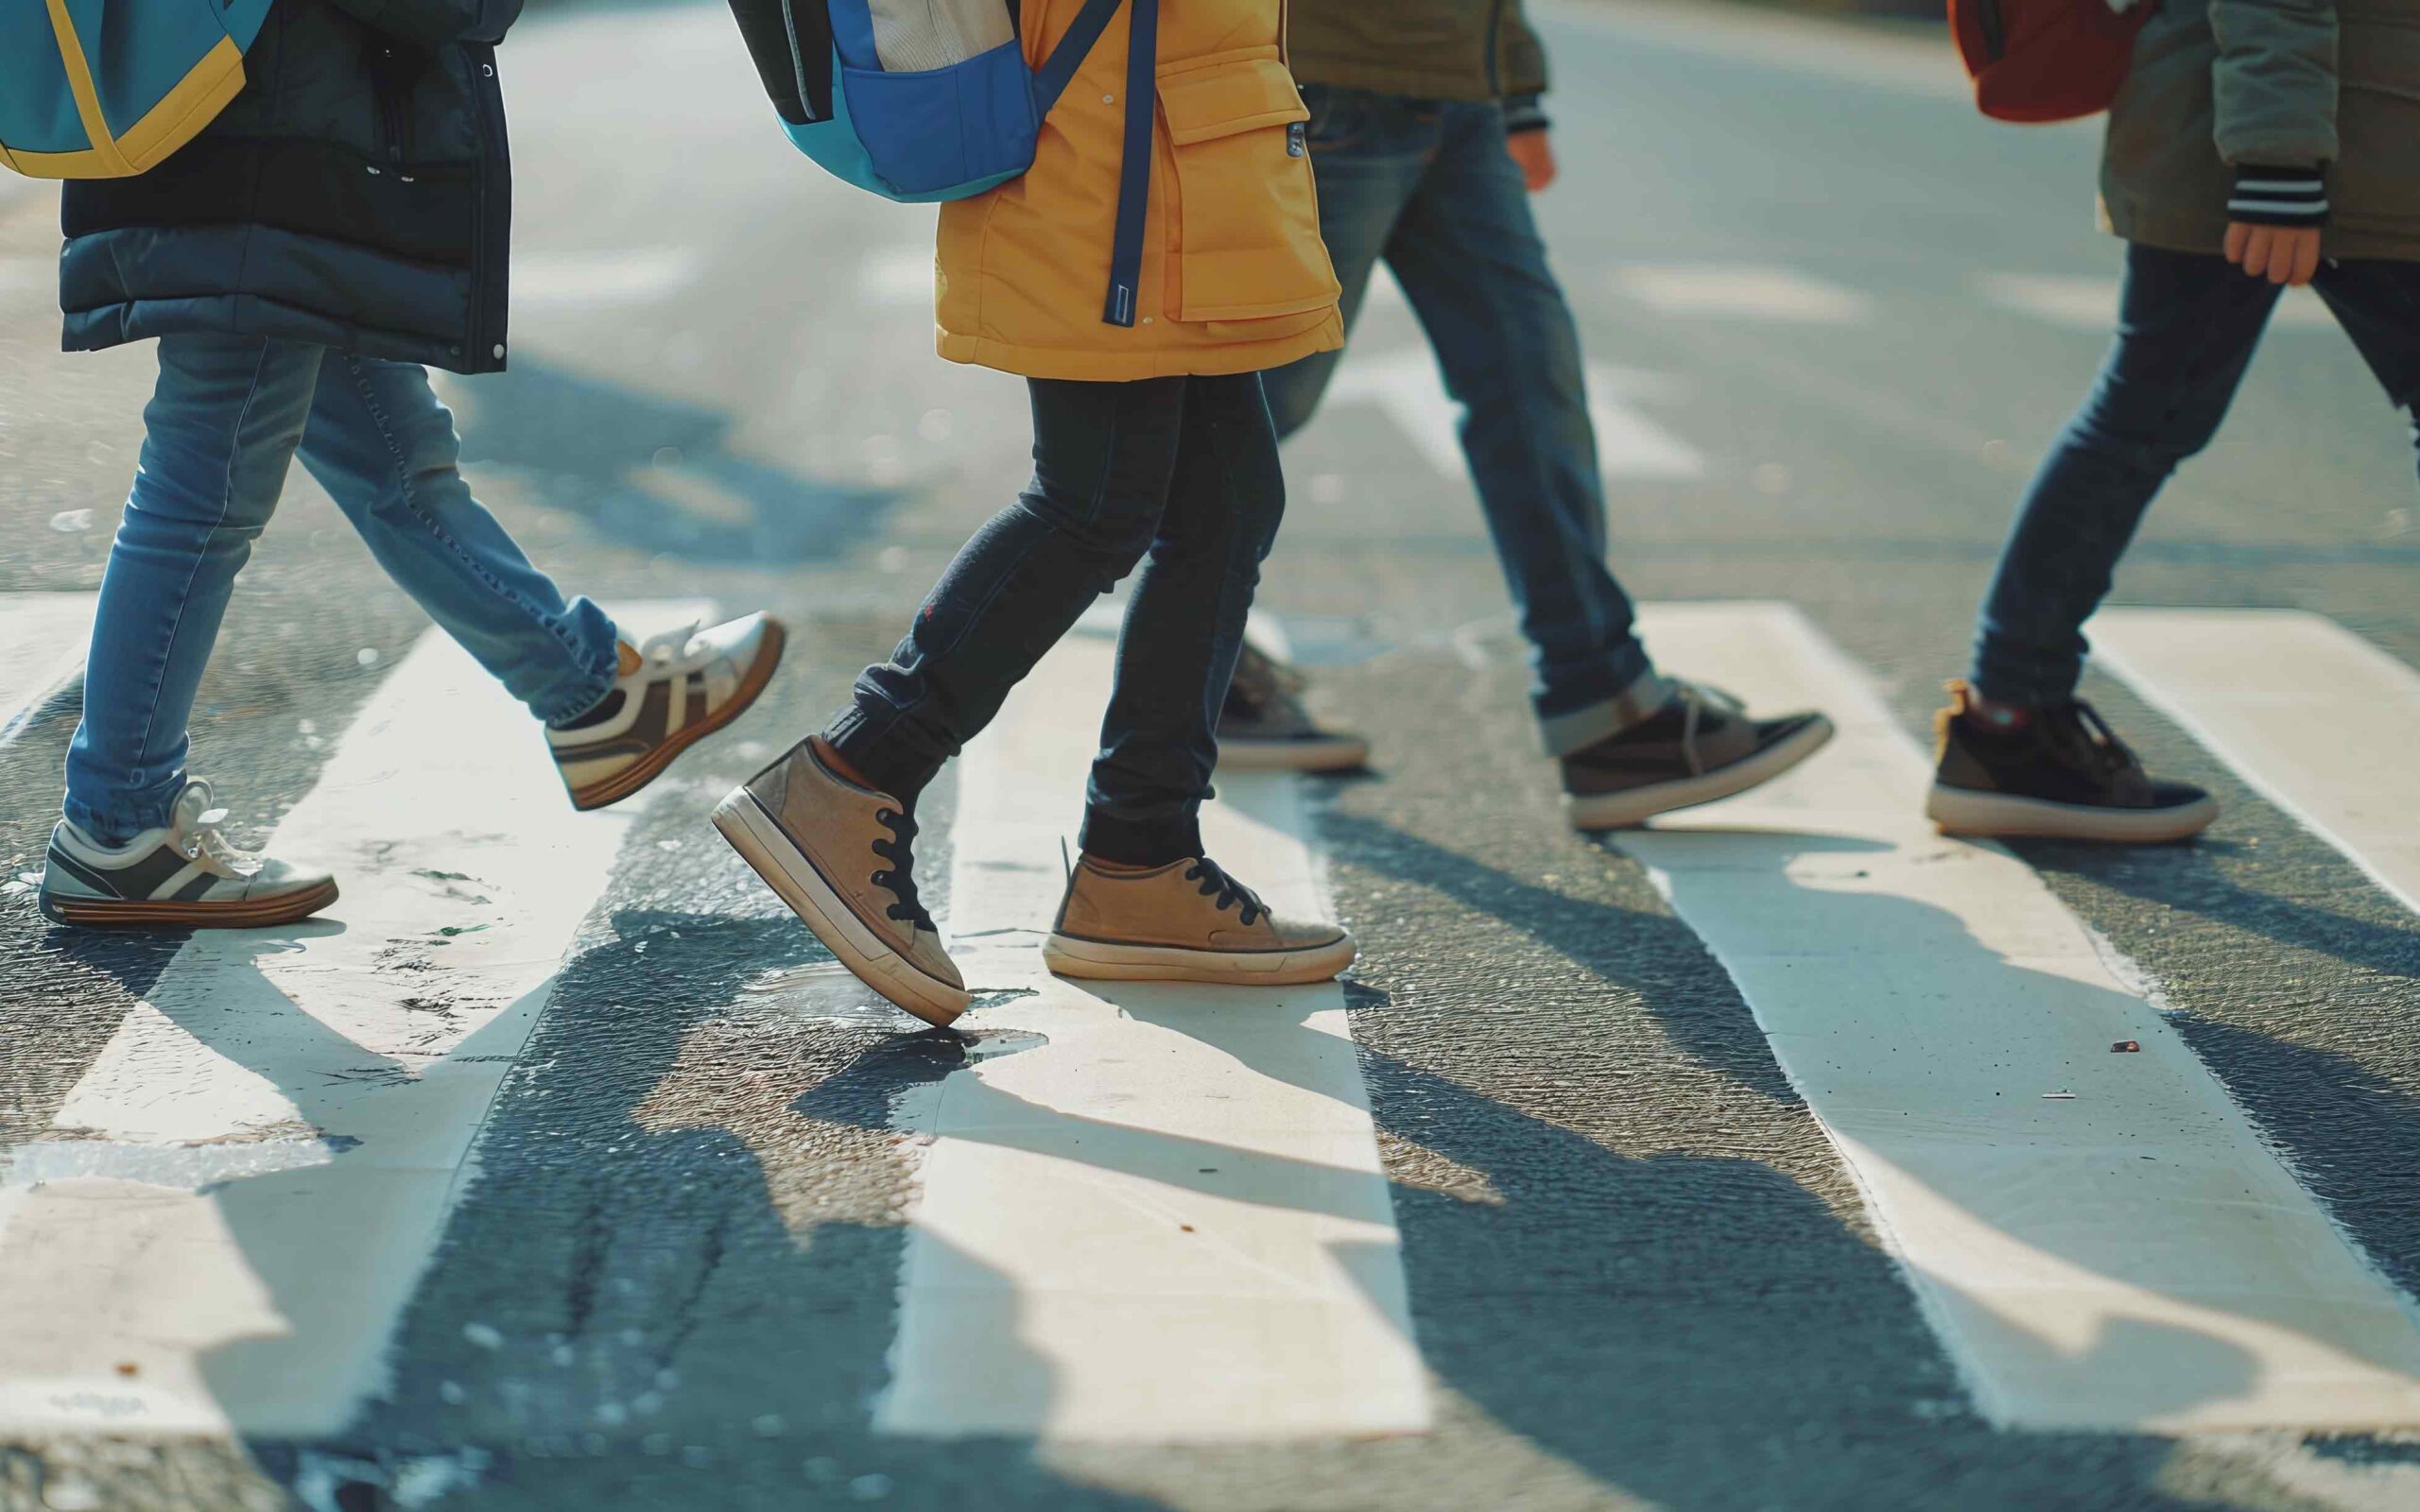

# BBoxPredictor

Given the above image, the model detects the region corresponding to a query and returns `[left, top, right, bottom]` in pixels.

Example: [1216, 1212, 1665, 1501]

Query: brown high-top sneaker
[713, 741, 969, 1026]
[1042, 854, 1357, 986]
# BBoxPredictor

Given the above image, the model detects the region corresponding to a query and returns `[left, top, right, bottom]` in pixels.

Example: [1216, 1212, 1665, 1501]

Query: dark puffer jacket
[60, 0, 520, 374]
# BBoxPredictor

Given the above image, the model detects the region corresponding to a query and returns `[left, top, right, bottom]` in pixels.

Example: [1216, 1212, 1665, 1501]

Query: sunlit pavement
[6, 3, 2420, 1508]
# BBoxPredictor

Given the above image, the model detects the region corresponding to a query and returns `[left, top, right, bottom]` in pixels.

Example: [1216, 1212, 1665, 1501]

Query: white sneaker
[547, 612, 786, 811]
[41, 780, 337, 929]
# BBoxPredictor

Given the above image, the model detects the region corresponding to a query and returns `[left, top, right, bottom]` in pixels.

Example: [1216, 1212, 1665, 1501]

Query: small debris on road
[2041, 1092, 2077, 1100]
[2112, 1040, 2140, 1053]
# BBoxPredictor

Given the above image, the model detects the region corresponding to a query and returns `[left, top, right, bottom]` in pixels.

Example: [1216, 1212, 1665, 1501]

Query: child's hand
[2224, 221, 2323, 286]
[1507, 129, 1557, 193]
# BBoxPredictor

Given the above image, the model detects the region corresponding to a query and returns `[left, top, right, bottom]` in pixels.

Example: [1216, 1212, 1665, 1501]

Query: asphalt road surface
[6, 3, 2420, 1509]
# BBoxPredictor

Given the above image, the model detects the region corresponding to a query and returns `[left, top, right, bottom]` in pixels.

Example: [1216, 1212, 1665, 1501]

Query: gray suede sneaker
[1216, 642, 1370, 774]
[1561, 680, 1834, 832]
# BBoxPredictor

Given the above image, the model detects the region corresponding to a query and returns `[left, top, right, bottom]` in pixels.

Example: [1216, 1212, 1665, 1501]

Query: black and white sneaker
[1926, 681, 2217, 842]
[41, 780, 337, 929]
[547, 612, 786, 811]
[1215, 641, 1370, 773]
[1561, 679, 1834, 831]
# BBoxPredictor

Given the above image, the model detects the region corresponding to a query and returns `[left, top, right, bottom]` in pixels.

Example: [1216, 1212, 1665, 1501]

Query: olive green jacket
[1288, 0, 1548, 104]
[2102, 0, 2420, 260]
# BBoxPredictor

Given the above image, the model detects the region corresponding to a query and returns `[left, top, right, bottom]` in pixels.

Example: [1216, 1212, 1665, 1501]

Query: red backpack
[1949, 0, 2157, 123]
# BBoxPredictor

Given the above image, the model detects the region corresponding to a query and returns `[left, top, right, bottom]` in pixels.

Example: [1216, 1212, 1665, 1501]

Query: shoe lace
[170, 789, 260, 879]
[1182, 856, 1266, 927]
[869, 807, 933, 929]
[2045, 699, 2142, 781]
[636, 620, 704, 672]
[1670, 680, 1744, 777]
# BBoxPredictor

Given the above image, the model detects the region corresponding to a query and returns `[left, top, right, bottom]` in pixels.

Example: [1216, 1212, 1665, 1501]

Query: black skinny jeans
[824, 371, 1287, 866]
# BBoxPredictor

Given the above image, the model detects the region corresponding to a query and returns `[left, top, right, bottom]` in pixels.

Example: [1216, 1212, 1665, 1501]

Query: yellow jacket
[937, 0, 1344, 381]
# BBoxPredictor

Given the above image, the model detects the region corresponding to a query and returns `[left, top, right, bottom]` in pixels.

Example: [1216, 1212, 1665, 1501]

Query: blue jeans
[1261, 87, 1658, 755]
[66, 334, 621, 842]
[1974, 245, 2420, 703]
[827, 373, 1284, 867]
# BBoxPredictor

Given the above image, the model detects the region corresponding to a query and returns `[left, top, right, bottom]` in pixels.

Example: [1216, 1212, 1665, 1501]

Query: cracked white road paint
[0, 605, 700, 1435]
[1618, 602, 2420, 1431]
[875, 633, 1426, 1441]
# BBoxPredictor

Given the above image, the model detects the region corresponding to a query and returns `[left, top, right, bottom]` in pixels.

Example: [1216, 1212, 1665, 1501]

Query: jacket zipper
[370, 44, 408, 165]
[465, 49, 502, 366]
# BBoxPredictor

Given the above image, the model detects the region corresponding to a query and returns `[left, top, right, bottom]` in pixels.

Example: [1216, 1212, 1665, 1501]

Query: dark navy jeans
[1974, 244, 2420, 703]
[826, 373, 1284, 867]
[1262, 86, 1660, 756]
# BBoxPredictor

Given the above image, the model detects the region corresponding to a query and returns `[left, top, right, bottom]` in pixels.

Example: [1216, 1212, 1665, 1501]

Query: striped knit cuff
[1503, 94, 1550, 135]
[2228, 164, 2329, 228]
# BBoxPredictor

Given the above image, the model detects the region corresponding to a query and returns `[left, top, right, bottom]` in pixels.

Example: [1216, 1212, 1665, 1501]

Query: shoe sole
[1041, 931, 1358, 987]
[711, 786, 971, 1027]
[1216, 734, 1372, 775]
[1564, 714, 1837, 832]
[40, 878, 340, 930]
[569, 620, 789, 812]
[1925, 782, 2220, 843]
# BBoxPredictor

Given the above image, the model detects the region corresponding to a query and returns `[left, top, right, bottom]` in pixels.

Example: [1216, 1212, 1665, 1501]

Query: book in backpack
[725, 0, 1159, 325]
[1949, 0, 2156, 124]
[1, 0, 277, 179]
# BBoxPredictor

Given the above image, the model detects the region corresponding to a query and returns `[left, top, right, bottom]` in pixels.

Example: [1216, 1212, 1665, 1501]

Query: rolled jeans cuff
[1080, 806, 1203, 868]
[1537, 666, 1675, 758]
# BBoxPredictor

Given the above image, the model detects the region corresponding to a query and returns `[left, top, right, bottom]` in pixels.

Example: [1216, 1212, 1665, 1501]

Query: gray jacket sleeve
[2207, 0, 2340, 167]
[325, 0, 523, 47]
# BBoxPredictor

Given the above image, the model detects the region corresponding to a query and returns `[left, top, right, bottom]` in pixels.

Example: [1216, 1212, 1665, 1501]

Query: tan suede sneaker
[1042, 854, 1357, 987]
[712, 741, 970, 1026]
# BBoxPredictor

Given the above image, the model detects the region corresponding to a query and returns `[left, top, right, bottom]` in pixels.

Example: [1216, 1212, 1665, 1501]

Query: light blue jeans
[65, 334, 620, 843]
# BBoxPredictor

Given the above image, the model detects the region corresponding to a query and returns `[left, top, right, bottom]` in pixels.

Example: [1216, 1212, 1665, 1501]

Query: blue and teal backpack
[1, 0, 276, 179]
[727, 0, 1160, 327]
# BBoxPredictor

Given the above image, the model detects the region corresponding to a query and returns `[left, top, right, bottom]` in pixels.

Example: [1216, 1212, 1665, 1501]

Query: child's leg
[825, 375, 1190, 799]
[1084, 373, 1285, 864]
[64, 335, 323, 843]
[1970, 245, 2279, 705]
[292, 353, 622, 727]
[2308, 259, 2420, 483]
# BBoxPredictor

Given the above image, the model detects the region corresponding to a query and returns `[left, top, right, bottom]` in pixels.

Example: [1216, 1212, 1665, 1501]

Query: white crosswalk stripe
[1325, 344, 1705, 481]
[1622, 602, 2420, 1431]
[2092, 609, 2420, 920]
[1979, 273, 2337, 332]
[875, 631, 1426, 1441]
[1612, 264, 1874, 324]
[0, 593, 95, 749]
[0, 603, 700, 1436]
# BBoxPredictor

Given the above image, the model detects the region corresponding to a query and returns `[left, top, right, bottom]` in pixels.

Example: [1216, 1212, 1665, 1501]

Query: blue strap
[1032, 0, 1127, 117]
[1098, 0, 1155, 327]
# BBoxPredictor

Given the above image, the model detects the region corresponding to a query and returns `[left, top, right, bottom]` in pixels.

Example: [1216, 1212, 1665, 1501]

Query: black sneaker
[1925, 681, 2216, 842]
[1215, 641, 1370, 774]
[40, 780, 338, 928]
[1562, 680, 1834, 831]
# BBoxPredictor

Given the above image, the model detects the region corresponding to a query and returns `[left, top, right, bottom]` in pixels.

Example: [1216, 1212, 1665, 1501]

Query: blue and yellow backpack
[726, 0, 1160, 327]
[1, 0, 276, 180]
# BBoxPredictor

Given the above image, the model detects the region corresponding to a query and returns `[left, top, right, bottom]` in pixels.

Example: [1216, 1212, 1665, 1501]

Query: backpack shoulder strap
[1032, 0, 1127, 116]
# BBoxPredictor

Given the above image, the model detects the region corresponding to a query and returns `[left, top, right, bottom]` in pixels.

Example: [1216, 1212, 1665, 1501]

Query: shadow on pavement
[452, 361, 898, 568]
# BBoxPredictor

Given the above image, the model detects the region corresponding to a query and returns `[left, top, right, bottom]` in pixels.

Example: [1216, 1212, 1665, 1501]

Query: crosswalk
[5, 595, 2420, 1444]
[0, 603, 700, 1435]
